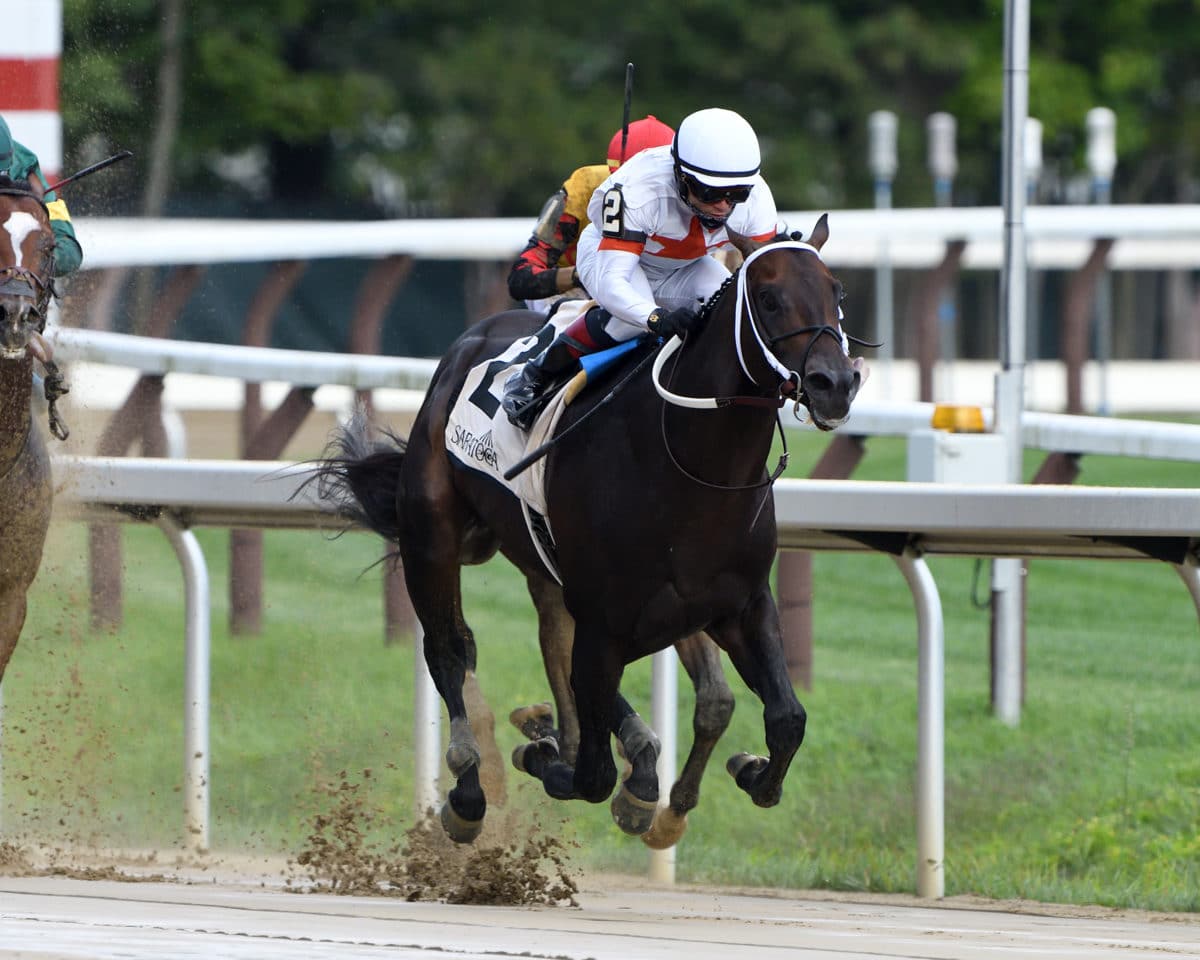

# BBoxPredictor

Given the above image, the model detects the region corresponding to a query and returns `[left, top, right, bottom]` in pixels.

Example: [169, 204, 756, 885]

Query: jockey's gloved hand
[646, 306, 700, 339]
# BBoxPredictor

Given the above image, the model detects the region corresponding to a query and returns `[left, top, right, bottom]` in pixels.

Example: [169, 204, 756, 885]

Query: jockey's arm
[507, 235, 578, 301]
[507, 195, 583, 302]
[26, 163, 82, 276]
[589, 245, 658, 329]
[46, 210, 83, 276]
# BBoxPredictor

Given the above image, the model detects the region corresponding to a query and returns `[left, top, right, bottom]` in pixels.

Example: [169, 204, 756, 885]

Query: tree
[61, 1, 1200, 216]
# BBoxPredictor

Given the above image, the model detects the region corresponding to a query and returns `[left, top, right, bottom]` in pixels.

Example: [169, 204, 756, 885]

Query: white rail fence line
[73, 205, 1200, 270]
[48, 327, 1200, 460]
[30, 455, 1200, 901]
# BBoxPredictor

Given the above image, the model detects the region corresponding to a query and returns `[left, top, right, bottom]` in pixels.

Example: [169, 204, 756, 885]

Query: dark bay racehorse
[0, 180, 67, 684]
[315, 218, 863, 842]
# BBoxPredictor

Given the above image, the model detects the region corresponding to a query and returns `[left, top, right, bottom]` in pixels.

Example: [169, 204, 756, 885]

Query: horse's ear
[807, 213, 830, 251]
[725, 227, 765, 259]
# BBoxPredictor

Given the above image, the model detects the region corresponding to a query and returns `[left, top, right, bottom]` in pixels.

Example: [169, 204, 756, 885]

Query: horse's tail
[307, 408, 406, 542]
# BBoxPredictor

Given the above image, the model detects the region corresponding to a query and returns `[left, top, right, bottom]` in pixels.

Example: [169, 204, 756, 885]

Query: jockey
[507, 115, 675, 314]
[502, 107, 783, 430]
[0, 114, 82, 276]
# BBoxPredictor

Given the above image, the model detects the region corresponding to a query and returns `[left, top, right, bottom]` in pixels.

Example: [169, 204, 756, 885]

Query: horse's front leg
[531, 622, 621, 805]
[608, 692, 661, 836]
[642, 631, 734, 850]
[707, 587, 806, 809]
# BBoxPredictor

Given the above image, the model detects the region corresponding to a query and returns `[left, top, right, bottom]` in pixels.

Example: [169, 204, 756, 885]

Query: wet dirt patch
[286, 769, 578, 905]
[0, 839, 169, 882]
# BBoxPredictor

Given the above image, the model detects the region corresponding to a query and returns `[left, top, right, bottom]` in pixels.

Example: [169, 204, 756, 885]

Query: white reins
[651, 240, 848, 408]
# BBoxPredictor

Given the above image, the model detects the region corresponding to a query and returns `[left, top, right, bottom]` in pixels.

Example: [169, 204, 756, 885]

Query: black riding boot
[501, 334, 582, 431]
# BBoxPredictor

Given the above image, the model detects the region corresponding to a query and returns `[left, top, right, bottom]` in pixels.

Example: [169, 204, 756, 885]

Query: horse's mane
[697, 230, 799, 323]
[697, 269, 740, 324]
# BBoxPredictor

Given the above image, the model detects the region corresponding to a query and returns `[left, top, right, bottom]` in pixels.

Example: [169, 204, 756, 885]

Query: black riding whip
[47, 150, 134, 193]
[620, 62, 634, 165]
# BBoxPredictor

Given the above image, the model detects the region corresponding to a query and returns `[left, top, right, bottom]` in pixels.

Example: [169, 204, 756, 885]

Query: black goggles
[683, 174, 753, 205]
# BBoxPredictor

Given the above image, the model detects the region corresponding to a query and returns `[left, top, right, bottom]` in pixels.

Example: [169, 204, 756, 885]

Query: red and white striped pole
[0, 0, 63, 180]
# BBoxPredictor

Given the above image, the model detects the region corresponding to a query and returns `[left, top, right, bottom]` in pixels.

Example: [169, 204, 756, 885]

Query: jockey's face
[681, 173, 753, 226]
[687, 191, 736, 220]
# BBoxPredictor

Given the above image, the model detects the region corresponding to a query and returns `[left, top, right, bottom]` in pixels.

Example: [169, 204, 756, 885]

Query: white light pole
[1024, 117, 1043, 379]
[992, 0, 1030, 728]
[1086, 107, 1117, 415]
[868, 110, 898, 397]
[927, 113, 958, 399]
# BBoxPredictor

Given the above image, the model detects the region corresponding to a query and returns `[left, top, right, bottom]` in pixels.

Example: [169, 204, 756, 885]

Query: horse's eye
[758, 289, 780, 313]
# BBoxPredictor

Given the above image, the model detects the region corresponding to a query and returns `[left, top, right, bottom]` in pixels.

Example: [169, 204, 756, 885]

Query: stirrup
[502, 367, 550, 431]
[505, 394, 551, 432]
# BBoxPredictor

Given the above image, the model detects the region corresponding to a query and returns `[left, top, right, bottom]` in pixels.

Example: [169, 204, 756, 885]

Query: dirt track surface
[3, 863, 1198, 960]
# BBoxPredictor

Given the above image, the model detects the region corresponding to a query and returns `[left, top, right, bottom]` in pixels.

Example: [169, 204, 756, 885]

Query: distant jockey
[506, 115, 675, 314]
[0, 114, 82, 276]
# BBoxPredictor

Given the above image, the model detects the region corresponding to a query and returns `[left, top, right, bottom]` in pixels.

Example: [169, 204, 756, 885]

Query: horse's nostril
[805, 372, 834, 395]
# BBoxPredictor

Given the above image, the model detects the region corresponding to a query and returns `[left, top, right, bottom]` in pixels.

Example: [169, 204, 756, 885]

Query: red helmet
[607, 115, 675, 171]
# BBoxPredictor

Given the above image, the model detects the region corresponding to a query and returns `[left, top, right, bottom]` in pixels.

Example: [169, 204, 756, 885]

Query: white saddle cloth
[444, 303, 591, 581]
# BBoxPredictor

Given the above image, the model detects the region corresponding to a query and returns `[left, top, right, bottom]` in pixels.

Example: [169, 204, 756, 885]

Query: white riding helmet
[672, 108, 761, 187]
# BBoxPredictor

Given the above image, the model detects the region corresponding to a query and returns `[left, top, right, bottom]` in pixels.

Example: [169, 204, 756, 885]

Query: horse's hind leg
[708, 587, 806, 809]
[642, 631, 735, 850]
[410, 574, 485, 840]
[510, 574, 579, 766]
[462, 670, 507, 808]
[398, 471, 489, 842]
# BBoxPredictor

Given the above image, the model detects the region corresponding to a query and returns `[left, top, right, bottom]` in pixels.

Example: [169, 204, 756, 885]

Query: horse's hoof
[610, 783, 658, 836]
[512, 743, 531, 773]
[509, 701, 555, 741]
[512, 737, 559, 775]
[726, 752, 768, 790]
[642, 808, 688, 850]
[542, 761, 577, 800]
[439, 800, 483, 844]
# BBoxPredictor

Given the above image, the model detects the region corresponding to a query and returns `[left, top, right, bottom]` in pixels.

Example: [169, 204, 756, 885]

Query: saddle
[444, 307, 648, 582]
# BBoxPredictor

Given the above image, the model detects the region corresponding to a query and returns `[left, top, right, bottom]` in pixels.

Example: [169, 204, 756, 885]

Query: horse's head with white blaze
[0, 180, 55, 361]
[724, 215, 868, 430]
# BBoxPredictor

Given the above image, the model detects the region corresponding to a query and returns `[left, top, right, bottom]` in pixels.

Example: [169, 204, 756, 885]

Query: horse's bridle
[731, 240, 883, 416]
[652, 240, 875, 419]
[652, 240, 876, 503]
[0, 186, 68, 439]
[0, 187, 55, 331]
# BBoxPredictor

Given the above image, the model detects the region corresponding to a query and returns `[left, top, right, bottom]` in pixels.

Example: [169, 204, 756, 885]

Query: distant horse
[315, 218, 863, 842]
[0, 180, 68, 684]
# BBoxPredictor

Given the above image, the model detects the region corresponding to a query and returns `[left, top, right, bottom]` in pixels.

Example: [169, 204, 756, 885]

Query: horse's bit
[0, 187, 68, 439]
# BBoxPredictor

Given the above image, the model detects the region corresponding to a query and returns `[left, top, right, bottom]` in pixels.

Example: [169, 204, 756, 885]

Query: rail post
[1086, 107, 1117, 416]
[926, 113, 959, 400]
[868, 110, 898, 398]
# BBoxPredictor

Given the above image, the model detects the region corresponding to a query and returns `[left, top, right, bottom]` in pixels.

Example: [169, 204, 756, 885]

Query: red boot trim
[559, 313, 601, 356]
